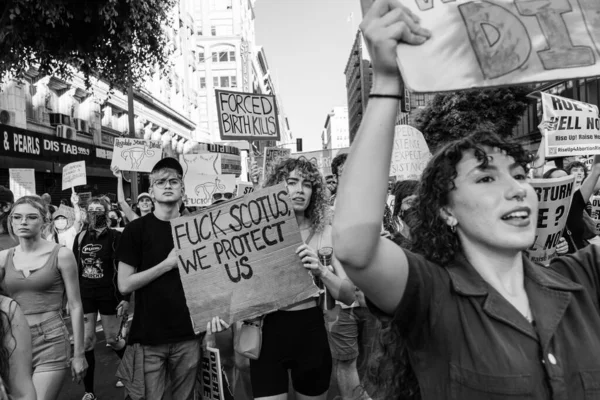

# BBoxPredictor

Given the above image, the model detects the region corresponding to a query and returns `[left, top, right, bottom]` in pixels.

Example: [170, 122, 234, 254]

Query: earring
[450, 224, 457, 233]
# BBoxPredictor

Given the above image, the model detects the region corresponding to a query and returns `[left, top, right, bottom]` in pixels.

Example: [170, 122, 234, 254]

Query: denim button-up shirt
[369, 246, 600, 399]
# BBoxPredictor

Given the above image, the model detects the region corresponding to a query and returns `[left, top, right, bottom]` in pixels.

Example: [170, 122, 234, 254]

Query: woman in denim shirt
[333, 1, 600, 399]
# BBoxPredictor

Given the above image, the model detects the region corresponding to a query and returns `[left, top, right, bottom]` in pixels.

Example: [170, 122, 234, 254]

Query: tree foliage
[0, 0, 177, 88]
[414, 86, 532, 151]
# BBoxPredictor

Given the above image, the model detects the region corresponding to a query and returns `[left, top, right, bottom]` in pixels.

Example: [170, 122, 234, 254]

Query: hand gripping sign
[527, 175, 575, 266]
[360, 0, 600, 92]
[170, 183, 318, 332]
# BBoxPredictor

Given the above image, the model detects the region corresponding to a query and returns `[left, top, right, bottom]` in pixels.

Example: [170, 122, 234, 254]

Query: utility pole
[127, 80, 139, 200]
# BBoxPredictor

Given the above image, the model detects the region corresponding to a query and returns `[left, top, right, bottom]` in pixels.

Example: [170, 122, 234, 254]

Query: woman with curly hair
[0, 277, 36, 400]
[1, 196, 87, 400]
[250, 157, 355, 400]
[334, 1, 600, 399]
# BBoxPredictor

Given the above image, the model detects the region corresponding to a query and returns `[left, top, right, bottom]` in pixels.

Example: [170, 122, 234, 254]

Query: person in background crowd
[251, 157, 355, 400]
[565, 161, 588, 190]
[60, 199, 70, 207]
[116, 158, 199, 400]
[0, 277, 36, 400]
[108, 209, 124, 232]
[41, 194, 57, 216]
[46, 193, 82, 250]
[334, 5, 600, 398]
[73, 197, 129, 400]
[390, 180, 419, 247]
[325, 175, 337, 201]
[112, 166, 154, 222]
[330, 153, 348, 206]
[543, 164, 600, 253]
[1, 196, 87, 400]
[0, 187, 17, 251]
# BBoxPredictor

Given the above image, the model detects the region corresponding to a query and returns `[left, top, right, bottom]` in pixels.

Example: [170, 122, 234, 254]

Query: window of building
[219, 51, 228, 62]
[200, 77, 206, 89]
[211, 25, 216, 36]
[214, 77, 219, 87]
[229, 51, 236, 61]
[211, 45, 236, 63]
[212, 53, 218, 62]
[220, 77, 229, 87]
[198, 51, 205, 63]
[231, 76, 237, 88]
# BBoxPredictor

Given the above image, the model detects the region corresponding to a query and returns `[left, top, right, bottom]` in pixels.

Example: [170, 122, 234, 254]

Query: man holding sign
[116, 157, 221, 400]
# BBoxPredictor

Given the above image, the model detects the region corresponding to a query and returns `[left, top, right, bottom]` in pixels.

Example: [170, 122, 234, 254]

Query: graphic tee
[74, 228, 121, 289]
[116, 213, 195, 346]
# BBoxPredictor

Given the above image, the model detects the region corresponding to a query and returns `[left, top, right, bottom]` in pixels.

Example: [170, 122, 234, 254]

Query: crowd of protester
[1, 1, 600, 400]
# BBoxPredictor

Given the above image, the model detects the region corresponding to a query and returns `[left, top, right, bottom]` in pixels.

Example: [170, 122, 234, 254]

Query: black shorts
[250, 306, 332, 397]
[81, 285, 121, 315]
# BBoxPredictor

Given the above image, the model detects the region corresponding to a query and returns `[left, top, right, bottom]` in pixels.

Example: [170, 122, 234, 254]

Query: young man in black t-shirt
[73, 197, 130, 400]
[116, 158, 199, 400]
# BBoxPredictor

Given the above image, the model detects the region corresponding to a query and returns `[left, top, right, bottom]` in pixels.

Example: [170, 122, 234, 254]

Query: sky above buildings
[255, 0, 362, 152]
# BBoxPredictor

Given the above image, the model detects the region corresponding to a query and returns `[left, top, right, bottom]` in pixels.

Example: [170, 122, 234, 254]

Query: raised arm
[71, 193, 82, 232]
[112, 166, 139, 222]
[580, 155, 600, 202]
[332, 0, 430, 314]
[117, 251, 176, 295]
[57, 247, 87, 383]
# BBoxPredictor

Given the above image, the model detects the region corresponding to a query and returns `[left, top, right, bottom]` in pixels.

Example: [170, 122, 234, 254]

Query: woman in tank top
[0, 196, 87, 400]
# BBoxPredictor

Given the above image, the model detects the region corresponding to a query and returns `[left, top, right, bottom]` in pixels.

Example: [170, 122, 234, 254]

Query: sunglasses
[212, 192, 233, 201]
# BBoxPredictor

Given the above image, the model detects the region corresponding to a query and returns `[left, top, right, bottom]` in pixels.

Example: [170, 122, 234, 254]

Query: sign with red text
[110, 138, 162, 172]
[542, 93, 600, 158]
[215, 89, 280, 141]
[390, 125, 431, 179]
[62, 161, 87, 190]
[390, 0, 600, 92]
[170, 184, 317, 332]
[528, 175, 575, 266]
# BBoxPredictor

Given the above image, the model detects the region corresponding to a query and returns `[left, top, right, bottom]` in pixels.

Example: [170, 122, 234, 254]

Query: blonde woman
[1, 196, 87, 400]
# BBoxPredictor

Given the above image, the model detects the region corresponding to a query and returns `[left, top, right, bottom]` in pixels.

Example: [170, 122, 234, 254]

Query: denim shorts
[29, 313, 71, 372]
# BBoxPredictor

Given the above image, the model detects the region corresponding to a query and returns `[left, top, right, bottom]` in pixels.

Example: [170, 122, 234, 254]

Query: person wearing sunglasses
[116, 158, 202, 399]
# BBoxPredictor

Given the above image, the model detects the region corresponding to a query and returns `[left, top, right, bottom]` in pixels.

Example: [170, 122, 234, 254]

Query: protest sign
[262, 147, 291, 180]
[292, 148, 350, 178]
[215, 89, 280, 141]
[383, 0, 600, 92]
[181, 153, 222, 177]
[390, 125, 432, 179]
[199, 346, 226, 400]
[170, 183, 317, 331]
[184, 174, 237, 207]
[542, 93, 600, 158]
[62, 161, 87, 191]
[110, 138, 162, 172]
[590, 194, 600, 236]
[9, 169, 36, 200]
[527, 175, 575, 265]
[237, 183, 255, 197]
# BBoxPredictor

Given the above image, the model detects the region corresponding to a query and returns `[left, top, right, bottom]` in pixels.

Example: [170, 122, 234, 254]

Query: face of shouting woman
[286, 169, 313, 215]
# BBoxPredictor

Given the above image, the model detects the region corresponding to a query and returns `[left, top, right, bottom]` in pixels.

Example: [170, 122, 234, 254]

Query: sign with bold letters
[390, 125, 431, 179]
[199, 346, 226, 400]
[390, 0, 600, 92]
[262, 147, 291, 180]
[62, 161, 87, 190]
[110, 138, 162, 172]
[9, 169, 36, 200]
[541, 93, 600, 158]
[528, 175, 574, 266]
[171, 184, 317, 332]
[237, 183, 255, 197]
[215, 89, 280, 141]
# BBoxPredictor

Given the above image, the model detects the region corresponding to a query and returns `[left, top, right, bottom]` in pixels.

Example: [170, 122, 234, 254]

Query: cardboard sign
[541, 93, 600, 158]
[292, 148, 351, 178]
[215, 89, 280, 141]
[181, 153, 222, 177]
[9, 169, 36, 200]
[184, 174, 237, 207]
[237, 183, 255, 197]
[199, 347, 225, 400]
[390, 125, 432, 179]
[62, 161, 87, 190]
[110, 138, 162, 172]
[170, 184, 318, 332]
[391, 0, 600, 92]
[262, 147, 291, 180]
[527, 175, 575, 266]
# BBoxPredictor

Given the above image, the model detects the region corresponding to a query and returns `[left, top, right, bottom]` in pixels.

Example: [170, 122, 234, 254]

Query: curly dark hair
[410, 130, 533, 266]
[331, 153, 348, 178]
[392, 180, 419, 217]
[263, 157, 331, 233]
[542, 168, 567, 179]
[565, 161, 588, 181]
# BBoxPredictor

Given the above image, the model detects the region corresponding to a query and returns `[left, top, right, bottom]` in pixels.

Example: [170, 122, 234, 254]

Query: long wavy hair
[0, 269, 16, 391]
[263, 157, 330, 234]
[7, 196, 50, 242]
[565, 161, 588, 181]
[365, 130, 534, 400]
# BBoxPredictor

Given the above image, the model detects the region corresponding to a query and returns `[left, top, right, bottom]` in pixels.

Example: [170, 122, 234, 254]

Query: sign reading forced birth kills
[527, 175, 575, 266]
[170, 183, 318, 332]
[215, 89, 280, 141]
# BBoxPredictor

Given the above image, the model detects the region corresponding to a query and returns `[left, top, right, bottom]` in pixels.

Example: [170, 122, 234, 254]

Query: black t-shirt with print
[116, 213, 195, 346]
[73, 228, 121, 290]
